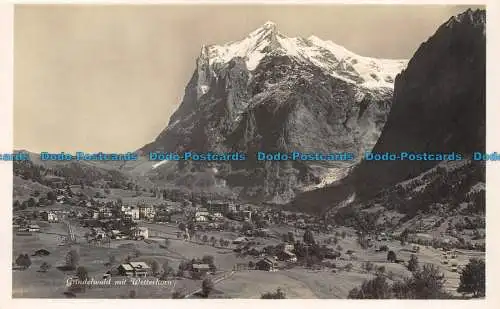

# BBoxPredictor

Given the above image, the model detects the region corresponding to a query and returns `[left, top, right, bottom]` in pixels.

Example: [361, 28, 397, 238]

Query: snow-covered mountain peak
[196, 22, 408, 91]
[198, 21, 284, 71]
[250, 21, 278, 36]
[262, 21, 277, 28]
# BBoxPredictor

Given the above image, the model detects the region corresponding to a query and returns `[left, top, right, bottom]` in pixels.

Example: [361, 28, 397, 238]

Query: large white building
[47, 212, 58, 223]
[139, 205, 155, 220]
[122, 206, 140, 220]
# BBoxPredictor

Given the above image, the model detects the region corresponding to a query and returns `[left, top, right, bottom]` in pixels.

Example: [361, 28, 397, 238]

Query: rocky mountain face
[292, 9, 486, 215]
[140, 22, 407, 202]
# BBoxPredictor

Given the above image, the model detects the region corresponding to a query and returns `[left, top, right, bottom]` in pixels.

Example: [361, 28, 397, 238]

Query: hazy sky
[14, 4, 483, 153]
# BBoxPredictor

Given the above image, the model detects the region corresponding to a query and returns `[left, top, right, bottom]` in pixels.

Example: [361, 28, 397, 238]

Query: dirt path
[185, 271, 235, 298]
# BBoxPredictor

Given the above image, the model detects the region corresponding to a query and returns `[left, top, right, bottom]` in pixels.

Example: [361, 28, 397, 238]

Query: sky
[14, 4, 483, 153]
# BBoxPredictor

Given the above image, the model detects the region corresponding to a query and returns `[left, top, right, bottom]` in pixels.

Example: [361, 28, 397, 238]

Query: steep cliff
[292, 9, 486, 214]
[140, 22, 406, 202]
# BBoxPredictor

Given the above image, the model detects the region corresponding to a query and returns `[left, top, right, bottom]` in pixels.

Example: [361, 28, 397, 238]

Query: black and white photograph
[4, 1, 490, 301]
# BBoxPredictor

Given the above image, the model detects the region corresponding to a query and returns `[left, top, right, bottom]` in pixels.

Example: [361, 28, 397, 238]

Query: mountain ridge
[290, 8, 486, 215]
[138, 22, 407, 202]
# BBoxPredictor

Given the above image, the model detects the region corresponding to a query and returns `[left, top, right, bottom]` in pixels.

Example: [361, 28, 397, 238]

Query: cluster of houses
[121, 205, 156, 221]
[178, 200, 336, 239]
[76, 201, 179, 223]
[255, 258, 279, 271]
[13, 216, 41, 234]
[277, 243, 298, 262]
[233, 239, 299, 272]
[192, 201, 251, 223]
[37, 210, 60, 223]
[251, 251, 297, 272]
[13, 209, 71, 234]
[86, 224, 149, 242]
[224, 206, 334, 233]
[32, 184, 330, 235]
[49, 187, 82, 206]
[116, 262, 152, 277]
[110, 261, 213, 279]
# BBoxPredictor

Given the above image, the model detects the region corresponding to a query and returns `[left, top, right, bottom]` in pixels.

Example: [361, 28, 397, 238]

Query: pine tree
[457, 259, 485, 297]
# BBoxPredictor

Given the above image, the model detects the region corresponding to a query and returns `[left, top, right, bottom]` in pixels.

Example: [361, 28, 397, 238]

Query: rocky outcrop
[291, 9, 486, 213]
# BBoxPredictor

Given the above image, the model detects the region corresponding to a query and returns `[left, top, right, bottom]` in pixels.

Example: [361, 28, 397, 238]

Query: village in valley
[9, 3, 489, 301]
[12, 162, 485, 299]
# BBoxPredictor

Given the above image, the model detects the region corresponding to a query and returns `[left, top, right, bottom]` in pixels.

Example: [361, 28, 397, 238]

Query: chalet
[117, 262, 151, 277]
[192, 264, 210, 274]
[109, 230, 121, 238]
[232, 237, 249, 245]
[115, 233, 129, 240]
[27, 224, 40, 232]
[256, 258, 278, 271]
[195, 214, 208, 222]
[277, 250, 297, 263]
[277, 243, 295, 252]
[129, 262, 151, 276]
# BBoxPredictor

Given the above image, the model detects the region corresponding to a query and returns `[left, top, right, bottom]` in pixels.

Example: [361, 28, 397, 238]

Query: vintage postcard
[2, 0, 492, 305]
